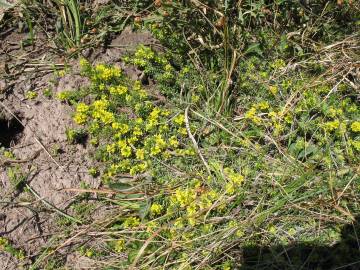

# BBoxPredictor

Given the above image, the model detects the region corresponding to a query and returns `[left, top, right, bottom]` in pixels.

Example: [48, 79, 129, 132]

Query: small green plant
[25, 90, 38, 100]
[3, 150, 15, 159]
[51, 144, 62, 156]
[88, 167, 99, 177]
[0, 237, 25, 260]
[43, 88, 53, 98]
[66, 128, 87, 144]
[7, 165, 27, 191]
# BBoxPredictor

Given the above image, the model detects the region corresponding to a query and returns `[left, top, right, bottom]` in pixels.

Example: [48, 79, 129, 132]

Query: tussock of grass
[51, 44, 359, 269]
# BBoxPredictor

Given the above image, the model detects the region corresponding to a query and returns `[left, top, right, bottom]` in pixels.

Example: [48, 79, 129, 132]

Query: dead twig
[0, 149, 42, 166]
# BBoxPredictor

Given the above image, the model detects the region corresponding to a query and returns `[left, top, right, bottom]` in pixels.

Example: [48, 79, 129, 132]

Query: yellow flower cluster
[172, 188, 197, 207]
[57, 91, 72, 101]
[350, 140, 360, 151]
[224, 167, 244, 195]
[150, 203, 163, 216]
[129, 162, 148, 175]
[173, 113, 185, 126]
[112, 122, 129, 136]
[113, 239, 125, 253]
[109, 85, 128, 96]
[146, 107, 166, 131]
[351, 121, 360, 132]
[169, 186, 220, 226]
[175, 148, 195, 156]
[326, 106, 343, 118]
[150, 135, 167, 156]
[93, 64, 121, 81]
[136, 148, 145, 160]
[117, 139, 132, 157]
[73, 102, 90, 125]
[269, 85, 278, 95]
[133, 46, 155, 67]
[245, 101, 271, 124]
[323, 120, 340, 132]
[133, 80, 148, 99]
[25, 90, 38, 100]
[91, 98, 115, 124]
[123, 217, 140, 228]
[79, 58, 89, 69]
[245, 107, 261, 124]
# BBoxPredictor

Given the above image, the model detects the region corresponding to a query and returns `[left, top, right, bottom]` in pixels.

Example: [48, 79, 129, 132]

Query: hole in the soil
[0, 116, 24, 148]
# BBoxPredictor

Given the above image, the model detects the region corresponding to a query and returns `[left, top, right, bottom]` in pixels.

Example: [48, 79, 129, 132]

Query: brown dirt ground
[0, 25, 158, 269]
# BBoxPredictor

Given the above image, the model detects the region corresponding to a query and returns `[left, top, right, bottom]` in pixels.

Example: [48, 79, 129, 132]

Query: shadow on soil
[0, 114, 24, 148]
[240, 216, 360, 270]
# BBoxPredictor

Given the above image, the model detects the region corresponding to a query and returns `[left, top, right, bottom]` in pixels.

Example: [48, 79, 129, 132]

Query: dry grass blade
[185, 105, 211, 175]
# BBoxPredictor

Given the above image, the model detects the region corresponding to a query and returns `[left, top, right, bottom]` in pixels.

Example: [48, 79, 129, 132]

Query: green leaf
[297, 145, 318, 159]
[139, 199, 151, 219]
[116, 193, 144, 199]
[244, 43, 263, 56]
[108, 182, 132, 191]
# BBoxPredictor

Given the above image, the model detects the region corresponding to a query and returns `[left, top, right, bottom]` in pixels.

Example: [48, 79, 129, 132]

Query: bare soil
[0, 25, 158, 269]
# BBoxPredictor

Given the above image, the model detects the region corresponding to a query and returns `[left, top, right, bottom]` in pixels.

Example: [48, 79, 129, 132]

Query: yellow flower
[269, 85, 278, 95]
[113, 239, 125, 253]
[106, 143, 117, 154]
[133, 126, 143, 137]
[245, 107, 261, 124]
[178, 127, 188, 136]
[3, 151, 15, 159]
[160, 125, 169, 132]
[57, 70, 66, 77]
[257, 101, 269, 110]
[173, 114, 185, 126]
[161, 109, 170, 116]
[173, 188, 196, 207]
[169, 136, 179, 148]
[123, 217, 140, 228]
[109, 85, 128, 96]
[191, 94, 200, 103]
[125, 94, 133, 102]
[93, 110, 114, 124]
[93, 99, 109, 111]
[73, 113, 87, 125]
[128, 136, 139, 144]
[150, 135, 166, 156]
[136, 148, 145, 160]
[94, 64, 121, 81]
[79, 58, 89, 69]
[133, 80, 142, 91]
[76, 103, 89, 113]
[350, 121, 360, 132]
[150, 203, 163, 215]
[224, 168, 244, 185]
[57, 91, 71, 101]
[112, 122, 129, 135]
[25, 91, 38, 99]
[121, 145, 132, 157]
[98, 83, 105, 91]
[225, 182, 236, 195]
[129, 162, 148, 175]
[174, 218, 184, 229]
[135, 118, 143, 124]
[323, 120, 339, 132]
[350, 140, 360, 151]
